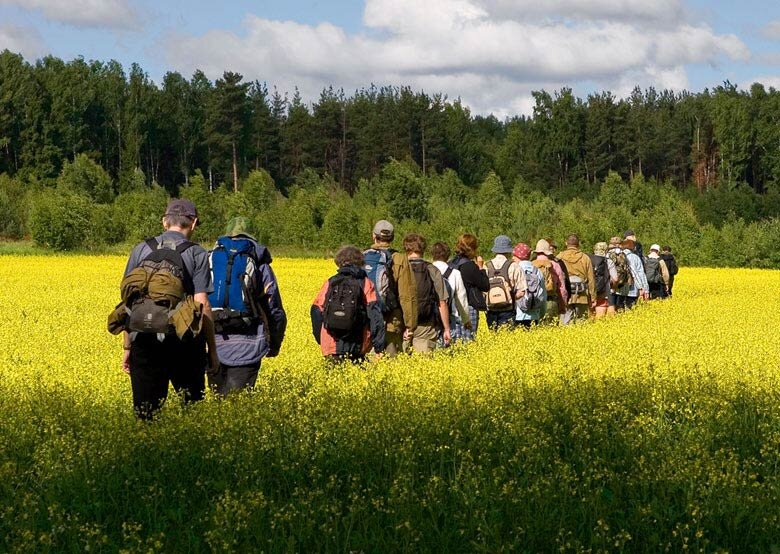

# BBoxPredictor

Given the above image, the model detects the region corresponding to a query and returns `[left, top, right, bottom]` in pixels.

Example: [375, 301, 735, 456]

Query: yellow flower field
[1, 255, 779, 552]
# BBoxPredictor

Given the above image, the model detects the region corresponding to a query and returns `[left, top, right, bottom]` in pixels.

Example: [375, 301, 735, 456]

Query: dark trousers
[209, 362, 261, 395]
[487, 310, 516, 329]
[129, 334, 207, 420]
[615, 295, 638, 311]
[649, 283, 666, 300]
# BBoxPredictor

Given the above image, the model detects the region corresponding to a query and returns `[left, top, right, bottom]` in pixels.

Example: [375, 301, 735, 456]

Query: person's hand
[207, 354, 220, 376]
[476, 255, 484, 269]
[375, 352, 384, 362]
[464, 321, 473, 331]
[122, 349, 131, 375]
[442, 329, 451, 347]
[403, 328, 413, 341]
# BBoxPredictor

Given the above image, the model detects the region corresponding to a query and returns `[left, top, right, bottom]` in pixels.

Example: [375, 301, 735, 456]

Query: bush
[58, 154, 115, 203]
[29, 189, 93, 250]
[113, 186, 170, 244]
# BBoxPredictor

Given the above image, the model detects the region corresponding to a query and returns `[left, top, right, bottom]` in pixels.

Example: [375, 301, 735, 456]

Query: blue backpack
[209, 236, 260, 332]
[363, 248, 399, 313]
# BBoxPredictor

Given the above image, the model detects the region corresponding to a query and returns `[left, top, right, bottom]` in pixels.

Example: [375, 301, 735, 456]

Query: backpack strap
[443, 267, 453, 280]
[175, 241, 196, 254]
[145, 238, 158, 251]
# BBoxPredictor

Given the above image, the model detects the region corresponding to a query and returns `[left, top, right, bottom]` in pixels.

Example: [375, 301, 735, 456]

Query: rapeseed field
[1, 256, 779, 552]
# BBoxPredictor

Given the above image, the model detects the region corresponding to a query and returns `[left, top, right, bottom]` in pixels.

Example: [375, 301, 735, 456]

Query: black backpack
[323, 274, 365, 337]
[412, 260, 438, 324]
[589, 254, 610, 297]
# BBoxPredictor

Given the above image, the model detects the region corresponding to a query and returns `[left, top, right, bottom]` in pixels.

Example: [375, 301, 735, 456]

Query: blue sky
[2, 0, 780, 116]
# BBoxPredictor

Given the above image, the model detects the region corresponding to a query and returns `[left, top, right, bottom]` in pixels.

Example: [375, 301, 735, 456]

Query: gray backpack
[644, 257, 663, 285]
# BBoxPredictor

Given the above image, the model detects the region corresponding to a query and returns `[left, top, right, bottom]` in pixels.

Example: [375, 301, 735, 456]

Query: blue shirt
[621, 249, 649, 297]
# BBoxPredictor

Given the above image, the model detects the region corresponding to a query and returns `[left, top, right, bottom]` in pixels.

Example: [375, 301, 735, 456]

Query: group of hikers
[109, 199, 678, 419]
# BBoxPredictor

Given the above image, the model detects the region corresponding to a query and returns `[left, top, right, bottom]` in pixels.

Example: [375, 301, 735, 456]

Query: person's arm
[434, 270, 451, 345]
[587, 261, 597, 306]
[607, 258, 618, 285]
[194, 292, 218, 373]
[259, 264, 287, 357]
[122, 331, 132, 374]
[551, 262, 568, 305]
[660, 260, 670, 286]
[511, 263, 527, 299]
[631, 256, 649, 297]
[310, 281, 328, 345]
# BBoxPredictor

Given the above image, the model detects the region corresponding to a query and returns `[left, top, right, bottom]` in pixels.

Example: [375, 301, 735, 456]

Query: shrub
[29, 189, 93, 250]
[58, 154, 115, 204]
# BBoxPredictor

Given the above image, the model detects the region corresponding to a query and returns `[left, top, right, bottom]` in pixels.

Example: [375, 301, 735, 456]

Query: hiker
[512, 243, 547, 328]
[615, 238, 649, 310]
[431, 242, 472, 343]
[532, 239, 567, 322]
[484, 235, 527, 329]
[644, 244, 670, 300]
[589, 242, 616, 319]
[208, 217, 287, 395]
[311, 246, 385, 362]
[606, 236, 629, 315]
[110, 199, 218, 420]
[547, 237, 573, 303]
[660, 245, 679, 296]
[364, 220, 418, 357]
[403, 234, 451, 353]
[624, 230, 644, 260]
[557, 234, 596, 324]
[448, 233, 490, 342]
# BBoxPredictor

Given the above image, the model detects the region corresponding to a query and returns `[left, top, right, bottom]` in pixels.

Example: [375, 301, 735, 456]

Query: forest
[1, 50, 779, 266]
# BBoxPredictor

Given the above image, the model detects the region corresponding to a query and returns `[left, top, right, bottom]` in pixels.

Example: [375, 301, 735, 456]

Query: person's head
[662, 245, 672, 253]
[649, 243, 661, 254]
[512, 243, 531, 261]
[334, 245, 364, 268]
[455, 233, 479, 259]
[535, 239, 553, 257]
[608, 236, 622, 250]
[545, 237, 558, 255]
[491, 235, 514, 256]
[593, 242, 608, 257]
[163, 199, 199, 238]
[431, 241, 450, 262]
[403, 233, 427, 257]
[621, 238, 635, 251]
[566, 234, 580, 248]
[224, 216, 256, 240]
[623, 229, 637, 241]
[372, 220, 394, 245]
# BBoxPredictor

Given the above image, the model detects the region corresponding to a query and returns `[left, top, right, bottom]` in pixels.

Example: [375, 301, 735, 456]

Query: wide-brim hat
[491, 235, 514, 254]
[593, 242, 608, 257]
[608, 236, 622, 249]
[535, 239, 553, 256]
[225, 216, 256, 241]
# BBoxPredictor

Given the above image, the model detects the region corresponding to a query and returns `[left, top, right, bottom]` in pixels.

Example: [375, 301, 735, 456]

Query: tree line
[3, 50, 780, 196]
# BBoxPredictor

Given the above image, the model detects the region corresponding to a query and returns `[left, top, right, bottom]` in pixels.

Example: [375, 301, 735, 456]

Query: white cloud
[741, 76, 780, 91]
[0, 23, 44, 58]
[761, 20, 780, 41]
[0, 0, 140, 30]
[162, 0, 749, 116]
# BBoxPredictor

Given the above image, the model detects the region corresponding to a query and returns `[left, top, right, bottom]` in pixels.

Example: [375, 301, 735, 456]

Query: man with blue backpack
[208, 217, 287, 395]
[363, 220, 418, 357]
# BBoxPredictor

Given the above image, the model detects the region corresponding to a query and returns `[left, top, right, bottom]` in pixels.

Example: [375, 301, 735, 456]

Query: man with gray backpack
[644, 244, 670, 300]
[208, 217, 287, 395]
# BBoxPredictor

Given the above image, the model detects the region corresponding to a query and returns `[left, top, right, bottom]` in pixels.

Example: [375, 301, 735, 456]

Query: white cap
[650, 243, 660, 252]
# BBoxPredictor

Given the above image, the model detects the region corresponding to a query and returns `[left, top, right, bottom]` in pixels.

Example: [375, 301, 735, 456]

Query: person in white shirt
[431, 242, 472, 342]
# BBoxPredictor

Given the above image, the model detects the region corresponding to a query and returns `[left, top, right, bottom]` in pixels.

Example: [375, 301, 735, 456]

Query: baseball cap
[372, 220, 394, 241]
[623, 229, 636, 239]
[165, 199, 200, 222]
[225, 216, 256, 240]
[650, 243, 661, 252]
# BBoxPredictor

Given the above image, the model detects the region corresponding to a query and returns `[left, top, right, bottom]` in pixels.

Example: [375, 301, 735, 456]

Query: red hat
[513, 242, 531, 260]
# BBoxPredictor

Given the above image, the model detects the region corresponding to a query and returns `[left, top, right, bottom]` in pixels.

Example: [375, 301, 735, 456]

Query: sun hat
[372, 220, 394, 241]
[650, 243, 661, 252]
[608, 236, 622, 249]
[535, 239, 553, 256]
[513, 243, 531, 260]
[593, 242, 608, 257]
[224, 216, 256, 241]
[491, 235, 514, 254]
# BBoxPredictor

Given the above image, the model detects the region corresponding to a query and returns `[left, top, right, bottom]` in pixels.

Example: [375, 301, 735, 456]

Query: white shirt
[432, 260, 471, 326]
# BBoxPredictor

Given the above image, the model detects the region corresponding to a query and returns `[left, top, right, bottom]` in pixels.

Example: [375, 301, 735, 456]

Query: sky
[2, 0, 780, 117]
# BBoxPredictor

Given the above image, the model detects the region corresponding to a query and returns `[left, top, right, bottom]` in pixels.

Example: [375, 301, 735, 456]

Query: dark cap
[623, 229, 636, 239]
[165, 199, 199, 222]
